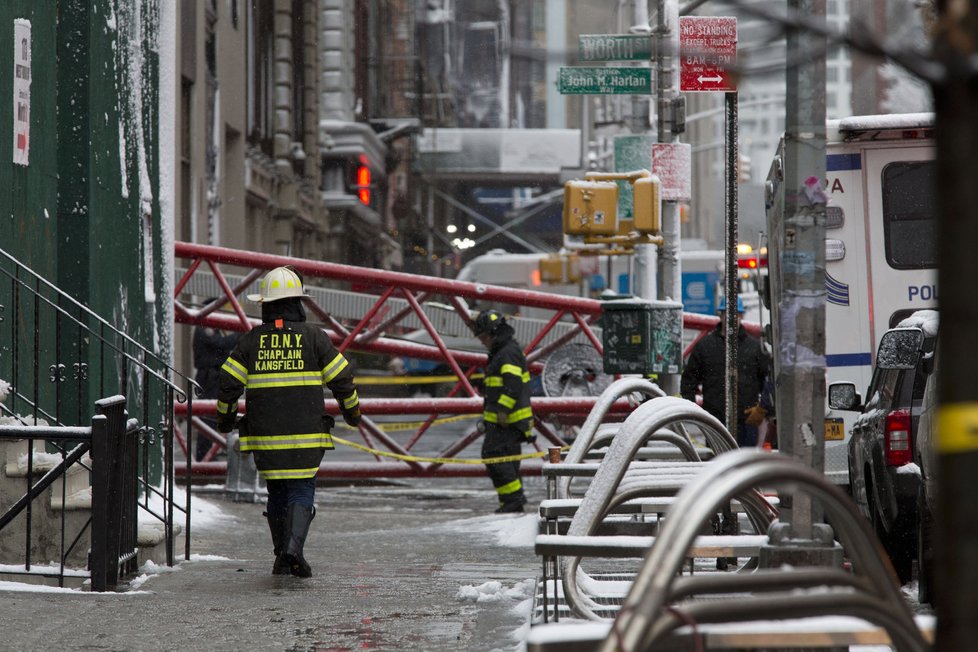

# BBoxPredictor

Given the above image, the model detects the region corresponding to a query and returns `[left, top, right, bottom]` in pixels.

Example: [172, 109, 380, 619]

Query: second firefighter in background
[473, 310, 535, 513]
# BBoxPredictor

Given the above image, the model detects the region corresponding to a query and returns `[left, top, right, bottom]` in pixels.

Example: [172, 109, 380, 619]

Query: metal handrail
[602, 449, 928, 652]
[0, 246, 194, 569]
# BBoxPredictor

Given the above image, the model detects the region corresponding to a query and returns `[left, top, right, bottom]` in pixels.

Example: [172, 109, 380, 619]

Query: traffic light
[563, 180, 619, 236]
[738, 153, 752, 184]
[632, 174, 661, 234]
[355, 158, 371, 205]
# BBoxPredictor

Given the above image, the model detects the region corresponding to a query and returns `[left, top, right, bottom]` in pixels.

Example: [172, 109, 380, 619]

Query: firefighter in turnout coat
[217, 266, 360, 578]
[473, 310, 535, 513]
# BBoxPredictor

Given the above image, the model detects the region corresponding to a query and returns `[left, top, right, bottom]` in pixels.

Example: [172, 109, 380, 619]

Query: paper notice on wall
[13, 19, 31, 166]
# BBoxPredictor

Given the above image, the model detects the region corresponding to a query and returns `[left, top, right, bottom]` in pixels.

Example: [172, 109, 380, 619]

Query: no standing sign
[679, 16, 737, 92]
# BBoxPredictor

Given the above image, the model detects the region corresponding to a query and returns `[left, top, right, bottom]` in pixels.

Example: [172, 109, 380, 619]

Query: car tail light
[884, 409, 912, 466]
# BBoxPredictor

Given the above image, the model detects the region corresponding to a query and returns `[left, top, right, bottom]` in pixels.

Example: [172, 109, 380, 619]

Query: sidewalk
[1, 476, 544, 651]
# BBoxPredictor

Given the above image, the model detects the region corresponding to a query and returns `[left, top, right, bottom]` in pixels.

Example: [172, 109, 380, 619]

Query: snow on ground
[431, 512, 537, 548]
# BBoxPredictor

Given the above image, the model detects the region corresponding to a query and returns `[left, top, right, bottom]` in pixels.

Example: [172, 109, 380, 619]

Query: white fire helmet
[246, 266, 305, 303]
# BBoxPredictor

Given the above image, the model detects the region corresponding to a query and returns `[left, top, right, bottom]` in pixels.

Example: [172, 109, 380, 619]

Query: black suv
[828, 311, 938, 584]
[913, 339, 939, 604]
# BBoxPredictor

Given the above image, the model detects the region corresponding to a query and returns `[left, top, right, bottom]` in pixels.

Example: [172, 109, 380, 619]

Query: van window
[881, 161, 936, 270]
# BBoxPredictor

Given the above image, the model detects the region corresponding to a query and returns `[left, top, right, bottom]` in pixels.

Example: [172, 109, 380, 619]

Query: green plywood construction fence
[0, 1, 166, 484]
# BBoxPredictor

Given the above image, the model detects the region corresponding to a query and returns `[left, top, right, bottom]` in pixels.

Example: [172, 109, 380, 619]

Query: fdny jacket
[482, 330, 533, 436]
[217, 315, 359, 481]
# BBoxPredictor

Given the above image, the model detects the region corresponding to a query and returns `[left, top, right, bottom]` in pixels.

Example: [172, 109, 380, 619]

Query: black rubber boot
[263, 511, 290, 575]
[495, 494, 527, 514]
[281, 504, 316, 578]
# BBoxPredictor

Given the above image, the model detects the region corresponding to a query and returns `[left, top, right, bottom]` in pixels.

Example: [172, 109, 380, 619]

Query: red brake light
[737, 257, 767, 269]
[884, 409, 912, 466]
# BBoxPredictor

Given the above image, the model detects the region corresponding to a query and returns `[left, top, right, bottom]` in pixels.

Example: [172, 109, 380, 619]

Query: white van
[765, 113, 937, 486]
[456, 247, 761, 320]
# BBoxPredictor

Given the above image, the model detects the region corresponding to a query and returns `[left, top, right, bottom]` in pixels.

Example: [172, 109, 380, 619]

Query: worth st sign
[578, 34, 653, 62]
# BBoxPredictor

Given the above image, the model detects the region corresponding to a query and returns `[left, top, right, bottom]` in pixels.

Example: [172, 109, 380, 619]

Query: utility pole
[933, 0, 978, 646]
[761, 0, 839, 567]
[654, 0, 682, 396]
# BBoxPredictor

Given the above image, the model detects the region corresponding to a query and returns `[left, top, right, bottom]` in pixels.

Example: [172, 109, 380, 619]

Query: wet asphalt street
[1, 476, 545, 652]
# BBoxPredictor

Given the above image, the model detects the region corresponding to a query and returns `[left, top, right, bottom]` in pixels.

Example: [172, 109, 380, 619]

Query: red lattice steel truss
[173, 241, 737, 479]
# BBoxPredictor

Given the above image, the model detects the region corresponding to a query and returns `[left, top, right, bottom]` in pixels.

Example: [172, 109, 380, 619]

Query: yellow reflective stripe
[522, 372, 530, 383]
[510, 407, 532, 423]
[246, 371, 323, 389]
[937, 403, 978, 453]
[261, 467, 320, 480]
[342, 391, 359, 410]
[216, 400, 236, 415]
[500, 364, 524, 377]
[240, 433, 333, 450]
[485, 376, 503, 387]
[322, 353, 349, 382]
[498, 395, 516, 409]
[496, 478, 522, 496]
[484, 411, 499, 423]
[222, 358, 247, 384]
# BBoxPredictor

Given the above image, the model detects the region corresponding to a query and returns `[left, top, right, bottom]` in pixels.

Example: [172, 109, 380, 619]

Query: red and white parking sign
[679, 16, 737, 93]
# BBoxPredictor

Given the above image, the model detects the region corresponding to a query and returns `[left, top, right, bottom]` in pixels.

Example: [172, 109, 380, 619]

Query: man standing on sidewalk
[472, 310, 535, 513]
[217, 266, 361, 577]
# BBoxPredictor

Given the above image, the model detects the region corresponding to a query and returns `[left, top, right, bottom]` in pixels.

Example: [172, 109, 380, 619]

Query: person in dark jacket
[217, 266, 361, 578]
[680, 297, 770, 447]
[473, 310, 535, 513]
[192, 302, 242, 461]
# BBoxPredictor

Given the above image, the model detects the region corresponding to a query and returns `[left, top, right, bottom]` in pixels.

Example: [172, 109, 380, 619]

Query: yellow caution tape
[335, 414, 478, 433]
[936, 402, 978, 454]
[330, 434, 568, 465]
[354, 374, 484, 386]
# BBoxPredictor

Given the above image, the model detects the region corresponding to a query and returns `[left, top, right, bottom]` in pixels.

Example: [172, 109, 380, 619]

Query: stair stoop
[136, 521, 185, 568]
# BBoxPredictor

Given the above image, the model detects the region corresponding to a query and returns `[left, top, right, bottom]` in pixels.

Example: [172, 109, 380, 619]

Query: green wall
[0, 0, 166, 460]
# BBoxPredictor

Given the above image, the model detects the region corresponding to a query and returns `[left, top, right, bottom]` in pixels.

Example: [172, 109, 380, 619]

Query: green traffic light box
[602, 299, 684, 375]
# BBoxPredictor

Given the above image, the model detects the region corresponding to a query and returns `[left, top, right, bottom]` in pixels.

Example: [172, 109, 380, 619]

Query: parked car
[913, 340, 939, 605]
[828, 310, 938, 584]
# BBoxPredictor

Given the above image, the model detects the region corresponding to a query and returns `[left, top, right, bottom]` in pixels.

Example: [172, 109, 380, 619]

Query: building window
[247, 0, 274, 154]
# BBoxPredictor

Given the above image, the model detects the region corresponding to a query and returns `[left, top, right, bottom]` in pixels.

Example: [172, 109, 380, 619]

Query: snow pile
[433, 513, 537, 548]
[0, 378, 9, 402]
[456, 578, 534, 604]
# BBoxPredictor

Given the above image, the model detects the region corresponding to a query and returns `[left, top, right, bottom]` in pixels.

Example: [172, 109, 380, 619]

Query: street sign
[578, 34, 653, 62]
[558, 66, 652, 95]
[679, 16, 737, 92]
[651, 143, 692, 201]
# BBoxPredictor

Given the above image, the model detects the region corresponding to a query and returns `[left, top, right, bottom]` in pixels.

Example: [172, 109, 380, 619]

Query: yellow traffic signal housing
[539, 254, 582, 284]
[632, 174, 661, 234]
[563, 180, 619, 236]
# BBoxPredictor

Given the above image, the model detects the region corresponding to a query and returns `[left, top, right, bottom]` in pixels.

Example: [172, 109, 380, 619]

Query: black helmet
[472, 309, 506, 337]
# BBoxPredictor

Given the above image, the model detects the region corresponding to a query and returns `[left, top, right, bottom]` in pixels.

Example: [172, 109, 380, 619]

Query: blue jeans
[265, 478, 316, 520]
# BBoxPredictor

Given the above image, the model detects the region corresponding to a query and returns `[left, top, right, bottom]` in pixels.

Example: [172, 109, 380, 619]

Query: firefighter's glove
[524, 432, 537, 445]
[217, 414, 236, 434]
[476, 420, 487, 434]
[743, 404, 767, 427]
[343, 408, 362, 427]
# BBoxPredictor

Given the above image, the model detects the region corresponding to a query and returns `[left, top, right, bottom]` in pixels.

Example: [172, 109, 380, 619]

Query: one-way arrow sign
[679, 16, 737, 92]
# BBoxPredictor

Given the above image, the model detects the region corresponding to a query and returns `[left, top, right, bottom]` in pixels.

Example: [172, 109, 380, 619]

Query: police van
[764, 113, 936, 486]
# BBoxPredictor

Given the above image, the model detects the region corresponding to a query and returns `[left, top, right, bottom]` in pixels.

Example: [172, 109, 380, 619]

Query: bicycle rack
[601, 449, 929, 652]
